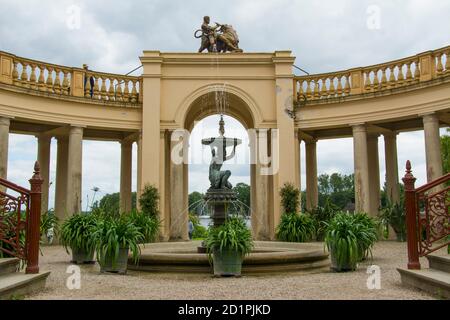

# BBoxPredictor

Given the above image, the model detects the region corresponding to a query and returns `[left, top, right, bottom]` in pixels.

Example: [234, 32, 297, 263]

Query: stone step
[0, 271, 50, 300]
[427, 254, 450, 273]
[397, 268, 450, 299]
[0, 258, 20, 276]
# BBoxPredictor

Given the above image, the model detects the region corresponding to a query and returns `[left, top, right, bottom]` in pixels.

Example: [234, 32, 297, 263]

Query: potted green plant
[60, 213, 97, 264]
[276, 213, 316, 242]
[205, 217, 253, 277]
[325, 212, 378, 272]
[352, 212, 379, 261]
[91, 215, 143, 274]
[379, 200, 406, 241]
[325, 213, 359, 272]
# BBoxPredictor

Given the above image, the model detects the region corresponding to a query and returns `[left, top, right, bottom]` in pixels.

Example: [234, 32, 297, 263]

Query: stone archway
[161, 86, 273, 241]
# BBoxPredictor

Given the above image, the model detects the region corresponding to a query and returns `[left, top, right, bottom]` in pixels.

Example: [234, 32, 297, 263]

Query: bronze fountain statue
[202, 116, 242, 227]
[195, 16, 243, 53]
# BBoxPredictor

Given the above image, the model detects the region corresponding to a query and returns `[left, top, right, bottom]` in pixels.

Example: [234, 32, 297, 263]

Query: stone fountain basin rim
[134, 241, 329, 266]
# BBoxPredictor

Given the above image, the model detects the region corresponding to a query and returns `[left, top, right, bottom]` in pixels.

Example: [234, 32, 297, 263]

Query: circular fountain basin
[128, 241, 330, 274]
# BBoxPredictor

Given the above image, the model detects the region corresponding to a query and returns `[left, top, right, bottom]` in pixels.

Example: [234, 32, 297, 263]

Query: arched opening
[181, 89, 261, 237]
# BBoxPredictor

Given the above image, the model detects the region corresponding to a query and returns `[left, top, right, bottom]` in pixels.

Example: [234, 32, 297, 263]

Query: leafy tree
[188, 191, 204, 215]
[317, 173, 354, 209]
[92, 192, 137, 216]
[280, 183, 300, 214]
[233, 183, 251, 216]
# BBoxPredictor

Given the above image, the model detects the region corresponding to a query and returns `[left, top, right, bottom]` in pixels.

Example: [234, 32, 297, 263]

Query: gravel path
[28, 241, 439, 300]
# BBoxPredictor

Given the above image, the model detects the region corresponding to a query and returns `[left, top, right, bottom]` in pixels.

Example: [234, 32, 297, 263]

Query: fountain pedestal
[204, 188, 237, 227]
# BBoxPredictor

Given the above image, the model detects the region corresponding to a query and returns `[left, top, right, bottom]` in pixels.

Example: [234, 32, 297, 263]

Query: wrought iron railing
[0, 162, 43, 274]
[403, 161, 450, 270]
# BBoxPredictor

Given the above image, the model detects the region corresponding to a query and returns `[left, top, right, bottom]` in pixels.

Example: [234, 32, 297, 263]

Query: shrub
[276, 213, 316, 243]
[127, 210, 160, 243]
[309, 198, 339, 241]
[139, 185, 160, 218]
[352, 212, 380, 261]
[379, 200, 406, 241]
[189, 214, 208, 239]
[280, 183, 300, 214]
[205, 217, 253, 256]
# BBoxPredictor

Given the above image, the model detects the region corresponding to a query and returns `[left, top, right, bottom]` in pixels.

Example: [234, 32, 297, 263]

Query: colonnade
[0, 112, 444, 239]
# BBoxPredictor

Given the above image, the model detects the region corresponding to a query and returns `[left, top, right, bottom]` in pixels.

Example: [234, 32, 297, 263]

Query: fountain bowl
[128, 241, 330, 275]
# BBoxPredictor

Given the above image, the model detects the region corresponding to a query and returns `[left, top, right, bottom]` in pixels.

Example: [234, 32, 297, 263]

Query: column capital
[383, 131, 398, 138]
[69, 126, 84, 135]
[0, 117, 11, 126]
[421, 112, 439, 123]
[351, 123, 367, 133]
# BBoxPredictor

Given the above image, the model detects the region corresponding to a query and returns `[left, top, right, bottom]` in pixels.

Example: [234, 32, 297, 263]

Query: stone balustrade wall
[294, 45, 450, 102]
[0, 51, 142, 105]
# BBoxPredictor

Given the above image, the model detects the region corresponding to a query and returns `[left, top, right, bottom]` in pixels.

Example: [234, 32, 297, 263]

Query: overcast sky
[1, 0, 449, 210]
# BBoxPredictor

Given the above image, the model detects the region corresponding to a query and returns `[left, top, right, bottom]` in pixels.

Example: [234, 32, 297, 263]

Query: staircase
[398, 254, 450, 299]
[0, 258, 50, 300]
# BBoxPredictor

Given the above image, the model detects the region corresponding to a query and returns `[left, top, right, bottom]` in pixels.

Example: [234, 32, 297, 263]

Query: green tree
[188, 191, 204, 215]
[441, 128, 450, 174]
[93, 192, 137, 216]
[317, 173, 355, 209]
[233, 183, 251, 216]
[139, 185, 160, 217]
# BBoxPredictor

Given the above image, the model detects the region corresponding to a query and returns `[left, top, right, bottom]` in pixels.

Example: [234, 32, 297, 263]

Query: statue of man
[208, 140, 237, 189]
[198, 16, 219, 53]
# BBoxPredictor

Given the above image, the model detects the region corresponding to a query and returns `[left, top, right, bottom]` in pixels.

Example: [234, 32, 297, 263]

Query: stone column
[169, 130, 188, 241]
[159, 130, 170, 240]
[37, 134, 51, 214]
[136, 132, 143, 205]
[0, 117, 10, 182]
[120, 139, 133, 214]
[294, 130, 301, 190]
[252, 129, 271, 240]
[384, 132, 400, 203]
[423, 113, 443, 182]
[54, 137, 68, 222]
[367, 134, 381, 217]
[305, 139, 318, 211]
[66, 126, 83, 216]
[352, 124, 371, 214]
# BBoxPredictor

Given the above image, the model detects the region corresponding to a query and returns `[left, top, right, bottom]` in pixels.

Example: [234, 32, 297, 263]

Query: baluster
[397, 64, 405, 87]
[12, 61, 19, 85]
[131, 80, 138, 103]
[38, 66, 46, 92]
[298, 80, 304, 99]
[436, 53, 444, 75]
[372, 69, 380, 91]
[123, 79, 130, 102]
[62, 71, 69, 95]
[405, 62, 413, 84]
[46, 67, 54, 93]
[29, 65, 37, 90]
[93, 77, 100, 99]
[116, 80, 123, 101]
[313, 79, 320, 100]
[336, 76, 343, 96]
[319, 78, 327, 98]
[344, 75, 350, 95]
[414, 61, 420, 82]
[305, 79, 312, 99]
[54, 69, 62, 94]
[380, 67, 388, 90]
[445, 51, 450, 73]
[84, 73, 92, 98]
[387, 65, 396, 89]
[329, 77, 336, 97]
[364, 71, 371, 92]
[108, 79, 115, 101]
[20, 62, 29, 87]
[101, 77, 107, 100]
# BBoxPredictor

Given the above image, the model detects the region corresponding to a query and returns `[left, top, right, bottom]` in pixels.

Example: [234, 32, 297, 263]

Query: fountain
[202, 115, 242, 227]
